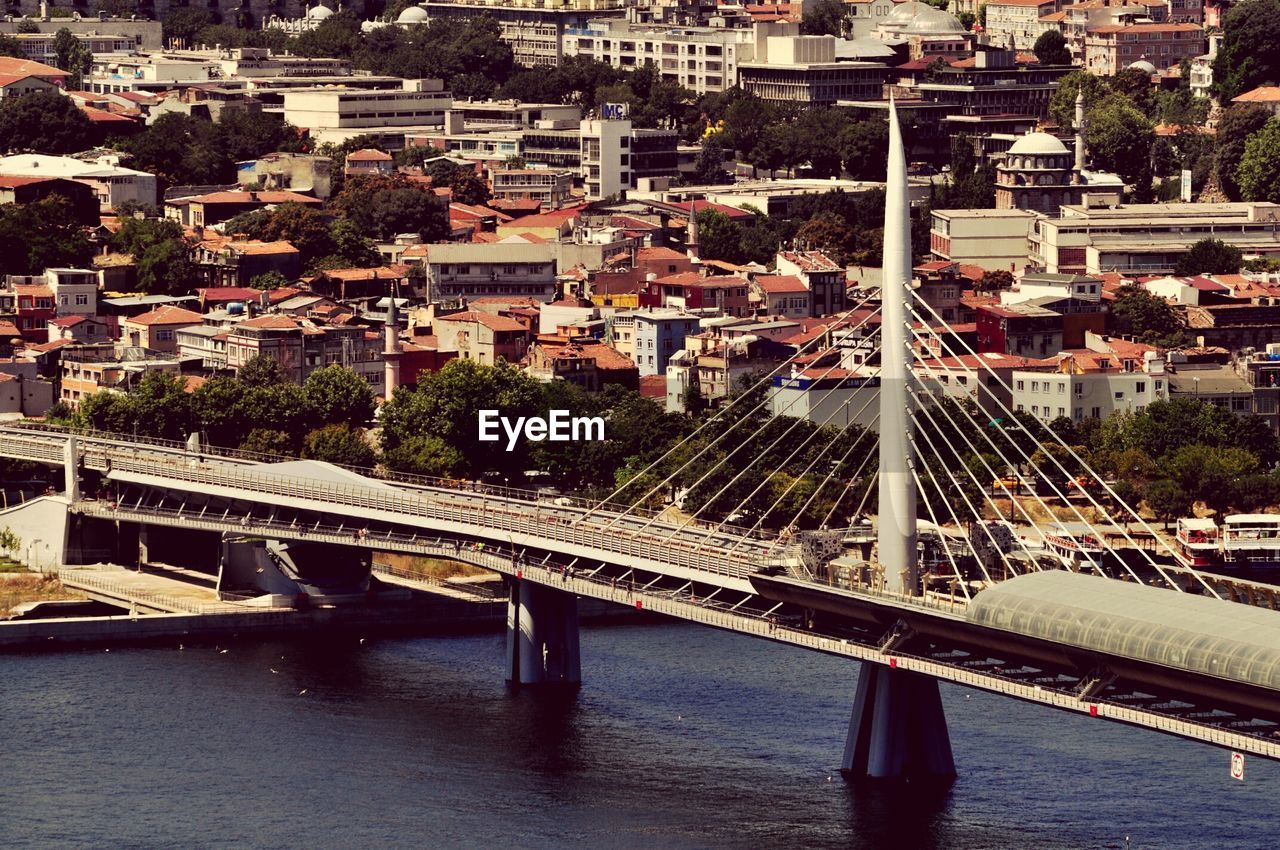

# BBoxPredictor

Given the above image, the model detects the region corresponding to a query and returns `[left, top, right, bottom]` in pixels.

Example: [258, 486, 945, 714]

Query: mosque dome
[882, 2, 967, 35]
[305, 4, 333, 20]
[1127, 59, 1156, 75]
[397, 5, 429, 23]
[1007, 132, 1069, 157]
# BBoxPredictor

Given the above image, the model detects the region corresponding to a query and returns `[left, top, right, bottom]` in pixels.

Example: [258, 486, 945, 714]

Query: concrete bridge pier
[506, 579, 581, 687]
[841, 662, 955, 782]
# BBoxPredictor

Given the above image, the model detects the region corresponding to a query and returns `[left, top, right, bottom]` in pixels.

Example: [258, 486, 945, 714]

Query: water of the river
[1, 622, 1275, 849]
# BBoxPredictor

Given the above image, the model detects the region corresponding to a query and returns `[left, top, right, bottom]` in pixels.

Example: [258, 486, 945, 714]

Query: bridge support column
[63, 436, 79, 502]
[842, 662, 955, 782]
[506, 579, 580, 686]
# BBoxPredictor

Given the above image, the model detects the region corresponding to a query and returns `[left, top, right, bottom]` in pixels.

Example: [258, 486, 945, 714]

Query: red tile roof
[754, 274, 807, 294]
[125, 306, 204, 327]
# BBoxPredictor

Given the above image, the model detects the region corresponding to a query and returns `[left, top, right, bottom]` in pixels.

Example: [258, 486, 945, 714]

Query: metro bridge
[6, 105, 1280, 780]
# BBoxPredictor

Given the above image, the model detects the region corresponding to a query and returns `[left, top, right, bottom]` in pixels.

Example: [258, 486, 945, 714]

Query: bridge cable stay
[578, 293, 883, 527]
[907, 406, 1033, 584]
[906, 335, 1157, 586]
[907, 297, 1218, 596]
[723, 414, 887, 558]
[709, 395, 883, 553]
[909, 436, 999, 590]
[904, 392, 1040, 580]
[616, 315, 885, 535]
[822, 449, 882, 532]
[906, 344, 1061, 546]
[909, 464, 976, 600]
[908, 289, 1205, 576]
[671, 336, 887, 540]
[758, 406, 882, 544]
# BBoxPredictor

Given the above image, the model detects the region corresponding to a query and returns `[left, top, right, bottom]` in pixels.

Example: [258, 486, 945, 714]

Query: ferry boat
[1044, 523, 1105, 573]
[1175, 517, 1221, 568]
[1221, 514, 1280, 571]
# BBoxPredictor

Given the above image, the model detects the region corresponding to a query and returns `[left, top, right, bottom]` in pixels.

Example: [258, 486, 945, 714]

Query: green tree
[1144, 478, 1191, 529]
[226, 203, 335, 268]
[1215, 103, 1272, 201]
[1033, 30, 1071, 66]
[1109, 67, 1158, 118]
[1174, 238, 1242, 276]
[250, 271, 290, 290]
[380, 358, 543, 478]
[218, 109, 300, 162]
[304, 365, 376, 428]
[290, 12, 361, 59]
[695, 209, 746, 264]
[0, 197, 92, 275]
[0, 33, 29, 56]
[239, 428, 296, 456]
[793, 211, 858, 265]
[113, 217, 184, 257]
[124, 113, 234, 186]
[330, 173, 449, 241]
[1109, 283, 1185, 341]
[841, 120, 889, 181]
[302, 424, 377, 467]
[801, 0, 848, 35]
[449, 169, 492, 206]
[1237, 117, 1280, 203]
[0, 89, 91, 154]
[1086, 94, 1155, 196]
[52, 29, 92, 90]
[190, 376, 250, 447]
[237, 355, 287, 388]
[1049, 71, 1106, 129]
[325, 218, 382, 268]
[382, 435, 465, 477]
[137, 240, 194, 296]
[1166, 445, 1259, 516]
[693, 138, 730, 185]
[162, 8, 213, 46]
[979, 269, 1014, 292]
[1212, 0, 1280, 102]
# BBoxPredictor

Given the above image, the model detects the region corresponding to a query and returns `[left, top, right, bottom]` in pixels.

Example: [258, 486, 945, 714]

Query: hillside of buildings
[3, 0, 1280, 530]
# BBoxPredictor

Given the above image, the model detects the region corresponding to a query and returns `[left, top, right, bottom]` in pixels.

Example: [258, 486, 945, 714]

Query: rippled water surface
[1, 622, 1276, 848]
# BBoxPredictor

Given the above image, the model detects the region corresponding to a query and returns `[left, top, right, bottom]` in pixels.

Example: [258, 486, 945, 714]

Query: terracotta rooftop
[234, 315, 300, 330]
[126, 306, 204, 327]
[754, 274, 808, 294]
[437, 310, 528, 332]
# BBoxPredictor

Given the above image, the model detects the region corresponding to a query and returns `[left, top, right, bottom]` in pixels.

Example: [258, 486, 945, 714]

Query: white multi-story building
[0, 153, 157, 212]
[930, 208, 1039, 273]
[490, 168, 574, 208]
[280, 80, 452, 147]
[562, 18, 755, 95]
[1010, 336, 1167, 423]
[580, 116, 633, 200]
[87, 53, 220, 94]
[422, 242, 558, 302]
[983, 0, 1061, 50]
[46, 269, 98, 318]
[1031, 201, 1280, 275]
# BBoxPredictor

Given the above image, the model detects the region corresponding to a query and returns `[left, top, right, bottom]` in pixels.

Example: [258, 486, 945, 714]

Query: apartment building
[422, 243, 558, 302]
[983, 0, 1061, 50]
[1084, 22, 1205, 76]
[280, 80, 452, 147]
[562, 18, 755, 95]
[413, 0, 628, 66]
[490, 168, 574, 208]
[1031, 201, 1280, 275]
[1010, 341, 1167, 423]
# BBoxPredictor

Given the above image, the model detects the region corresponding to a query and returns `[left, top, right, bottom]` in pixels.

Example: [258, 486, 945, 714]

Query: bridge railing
[0, 423, 775, 543]
[86, 457, 761, 579]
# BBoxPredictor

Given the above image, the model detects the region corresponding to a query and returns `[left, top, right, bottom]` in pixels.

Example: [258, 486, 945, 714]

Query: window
[1114, 391, 1124, 400]
[1031, 381, 1040, 392]
[1136, 381, 1146, 393]
[156, 329, 174, 341]
[1091, 406, 1101, 418]
[75, 293, 89, 306]
[1074, 382, 1083, 397]
[1155, 380, 1163, 391]
[1058, 383, 1065, 393]
[1016, 380, 1025, 391]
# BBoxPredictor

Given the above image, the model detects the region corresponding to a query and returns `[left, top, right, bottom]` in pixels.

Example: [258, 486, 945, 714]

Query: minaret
[383, 280, 403, 399]
[687, 204, 700, 261]
[1073, 89, 1086, 184]
[877, 99, 918, 596]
